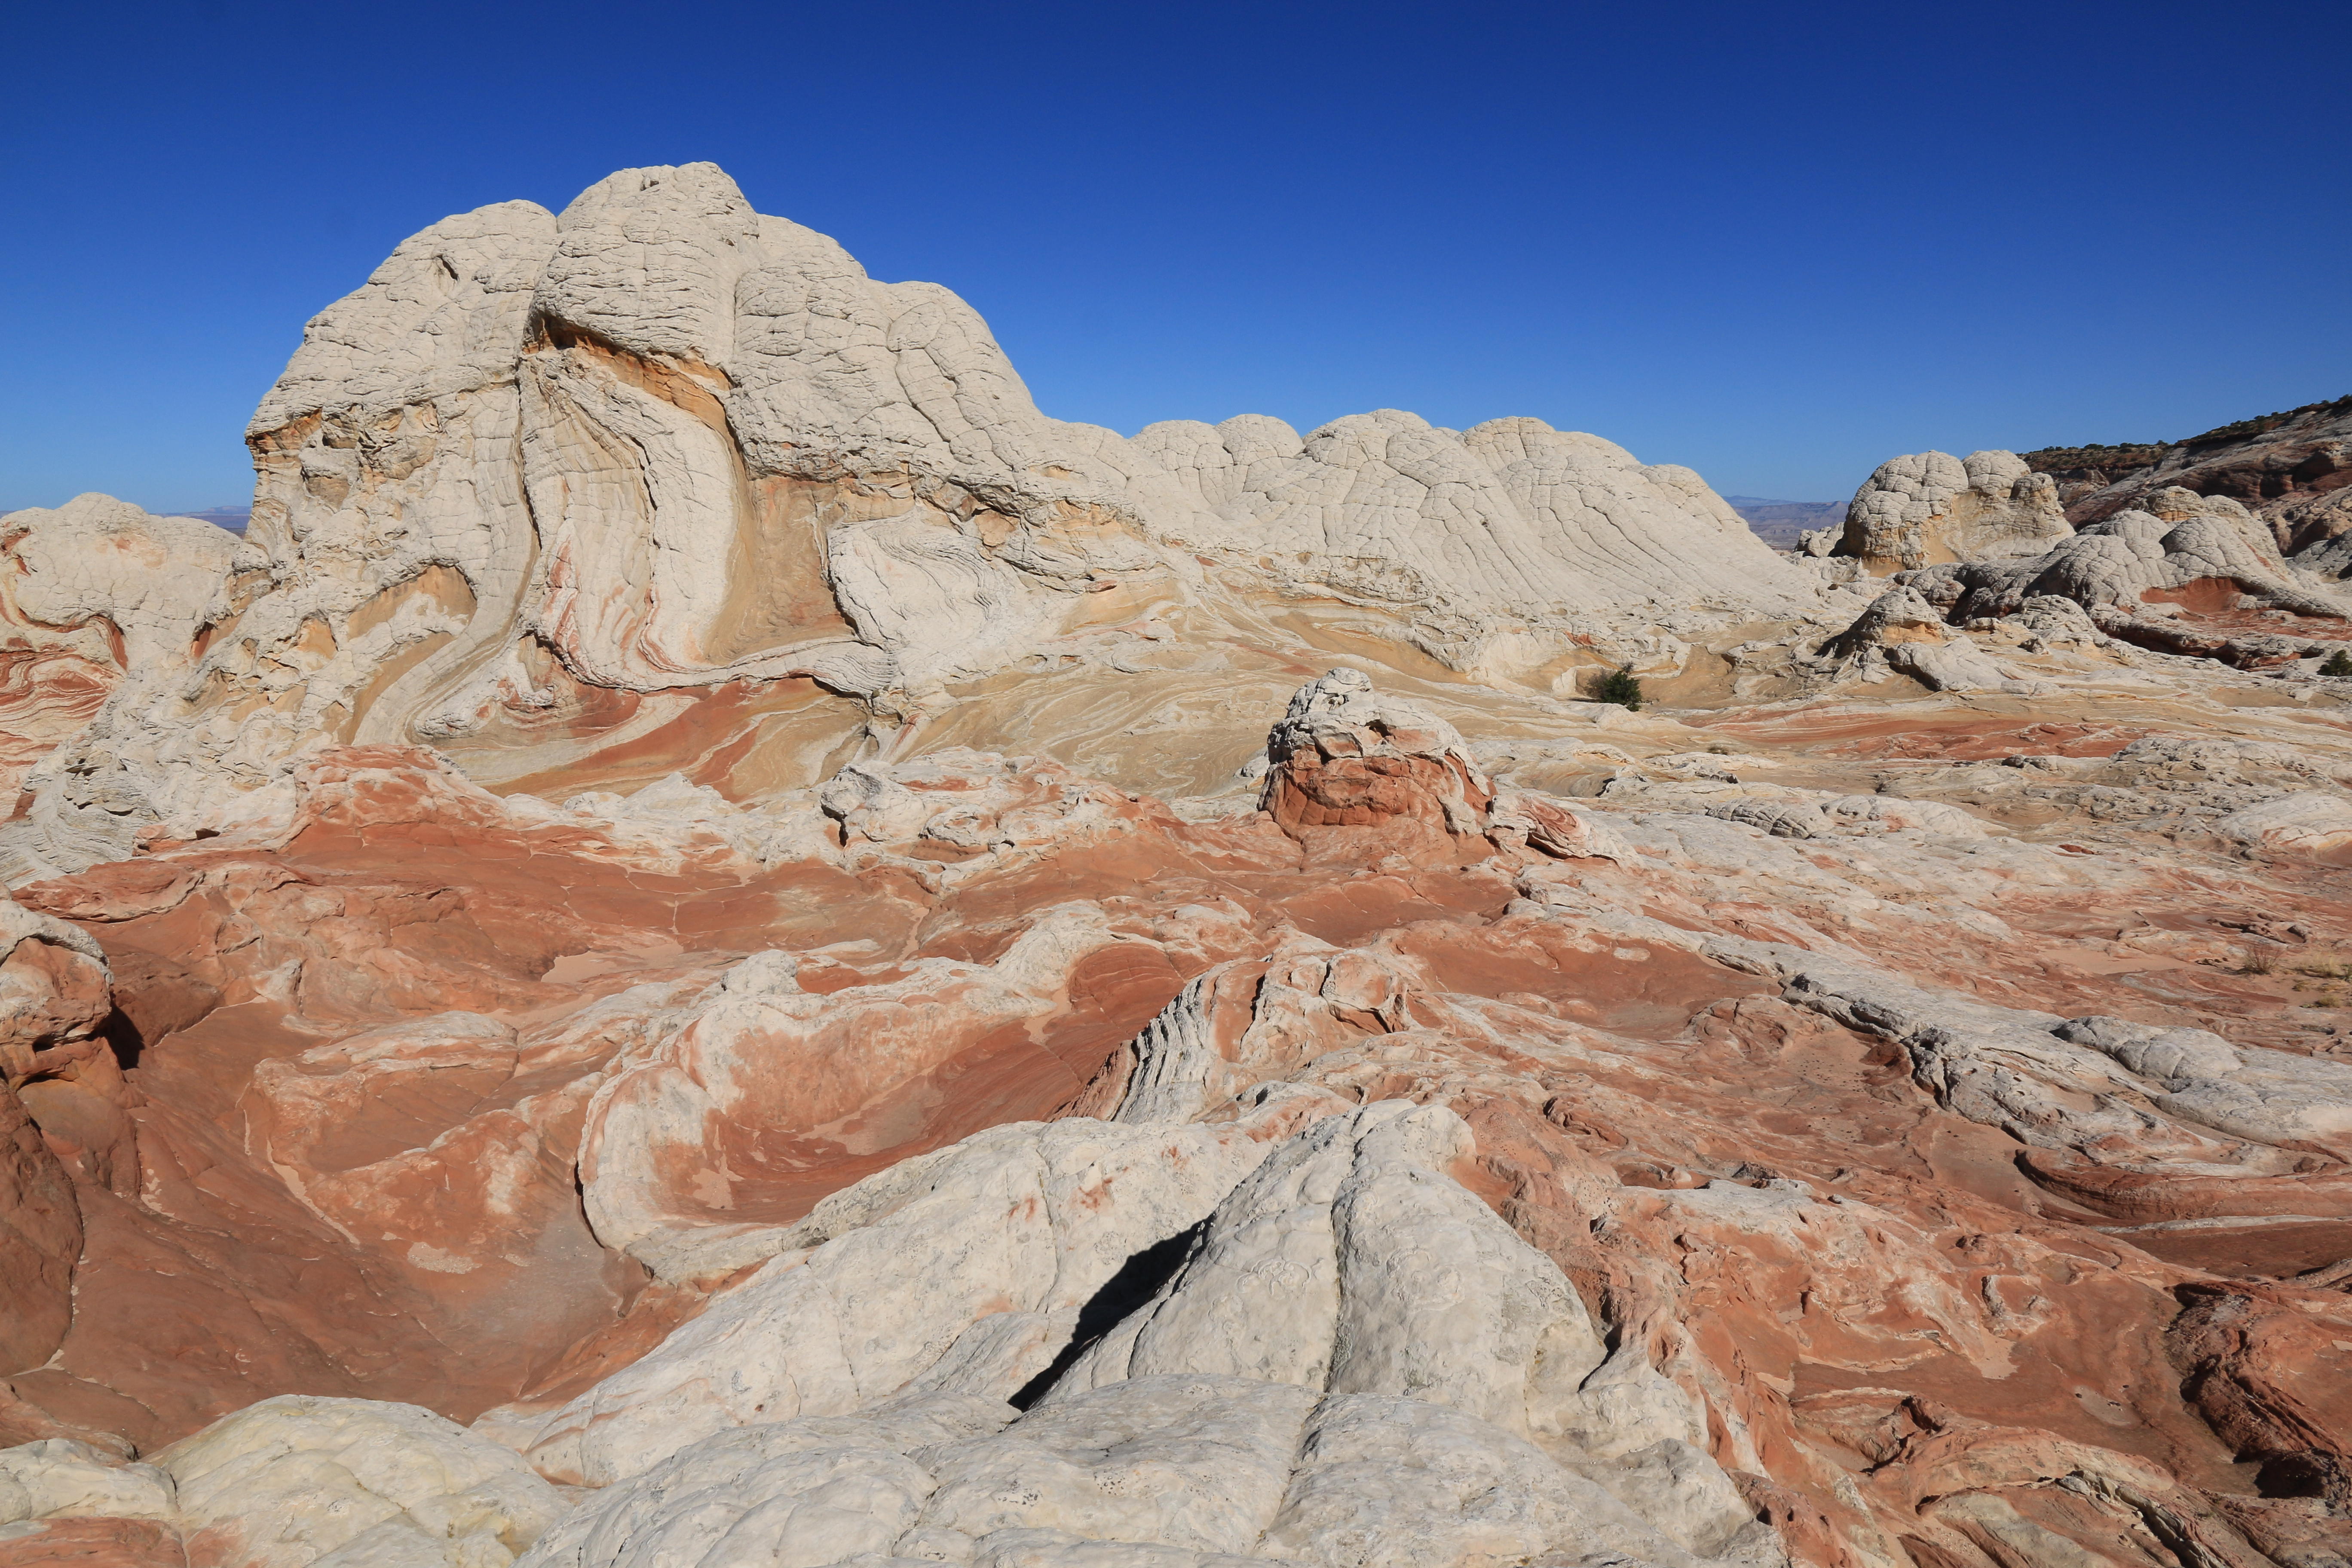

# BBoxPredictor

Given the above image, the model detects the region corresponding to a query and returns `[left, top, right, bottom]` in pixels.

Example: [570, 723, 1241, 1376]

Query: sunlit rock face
[1, 162, 1810, 886]
[5, 162, 2352, 1568]
[1827, 449, 2071, 573]
[0, 495, 260, 857]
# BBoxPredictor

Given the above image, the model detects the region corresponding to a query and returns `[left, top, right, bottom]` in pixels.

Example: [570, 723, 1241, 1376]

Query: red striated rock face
[1258, 667, 1497, 865]
[0, 662, 2349, 1568]
[2031, 397, 2352, 527]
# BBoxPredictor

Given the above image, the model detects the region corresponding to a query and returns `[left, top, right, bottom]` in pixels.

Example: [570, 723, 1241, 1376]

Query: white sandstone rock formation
[477, 1094, 1747, 1532]
[4, 162, 1803, 885]
[516, 1376, 1740, 1568]
[0, 1396, 567, 1568]
[1916, 495, 2346, 624]
[0, 494, 259, 672]
[0, 496, 262, 857]
[0, 1439, 175, 1528]
[477, 1098, 1346, 1485]
[1830, 450, 2069, 572]
[475, 1095, 1772, 1568]
[1045, 1101, 1615, 1446]
[2211, 790, 2352, 854]
[1813, 585, 2024, 692]
[1139, 409, 1811, 621]
[156, 1396, 567, 1568]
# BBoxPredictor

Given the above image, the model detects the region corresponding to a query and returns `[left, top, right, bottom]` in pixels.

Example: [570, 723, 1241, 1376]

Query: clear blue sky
[5, 0, 2346, 514]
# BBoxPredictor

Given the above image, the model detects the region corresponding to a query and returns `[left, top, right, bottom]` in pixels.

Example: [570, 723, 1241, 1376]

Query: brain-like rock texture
[1828, 449, 2070, 572]
[3, 162, 1814, 887]
[1136, 408, 1810, 618]
[6, 162, 2352, 1568]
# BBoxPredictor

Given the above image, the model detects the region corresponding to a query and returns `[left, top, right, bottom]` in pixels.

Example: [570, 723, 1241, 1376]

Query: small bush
[2319, 649, 2352, 677]
[1594, 664, 1645, 710]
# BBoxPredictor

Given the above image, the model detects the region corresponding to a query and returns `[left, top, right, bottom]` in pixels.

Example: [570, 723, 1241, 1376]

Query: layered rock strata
[3, 162, 1804, 891]
[3, 162, 2352, 1568]
[2031, 396, 2352, 540]
[4, 657, 2352, 1567]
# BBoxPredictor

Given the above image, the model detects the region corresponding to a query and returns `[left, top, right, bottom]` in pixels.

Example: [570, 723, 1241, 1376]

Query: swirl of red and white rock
[0, 164, 2347, 1568]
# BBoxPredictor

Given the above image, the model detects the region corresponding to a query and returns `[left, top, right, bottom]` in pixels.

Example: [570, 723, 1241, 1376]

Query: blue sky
[4, 0, 2346, 514]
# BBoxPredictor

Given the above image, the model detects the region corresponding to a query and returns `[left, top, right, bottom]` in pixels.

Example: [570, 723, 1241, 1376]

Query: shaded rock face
[9, 162, 2352, 1568]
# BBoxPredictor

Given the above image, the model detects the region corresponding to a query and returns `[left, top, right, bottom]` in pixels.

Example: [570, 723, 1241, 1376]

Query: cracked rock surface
[2, 162, 2351, 1568]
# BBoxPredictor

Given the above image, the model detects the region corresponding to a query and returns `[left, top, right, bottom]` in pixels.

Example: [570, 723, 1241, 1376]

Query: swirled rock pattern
[0, 162, 1818, 887]
[5, 162, 2352, 1568]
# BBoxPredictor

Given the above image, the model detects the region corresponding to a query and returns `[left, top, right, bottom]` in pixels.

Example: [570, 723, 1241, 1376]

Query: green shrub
[1595, 664, 1645, 710]
[2320, 649, 2352, 677]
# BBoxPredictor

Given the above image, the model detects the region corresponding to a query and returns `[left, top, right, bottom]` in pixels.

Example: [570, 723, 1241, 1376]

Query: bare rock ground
[1, 164, 2349, 1568]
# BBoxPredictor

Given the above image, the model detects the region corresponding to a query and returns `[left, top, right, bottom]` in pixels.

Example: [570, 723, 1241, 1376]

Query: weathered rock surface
[1825, 450, 2070, 572]
[6, 162, 2352, 1568]
[1256, 667, 1495, 863]
[1814, 585, 2027, 692]
[0, 496, 259, 822]
[2029, 396, 2352, 551]
[4, 163, 1804, 891]
[1794, 446, 2352, 683]
[1138, 409, 1811, 617]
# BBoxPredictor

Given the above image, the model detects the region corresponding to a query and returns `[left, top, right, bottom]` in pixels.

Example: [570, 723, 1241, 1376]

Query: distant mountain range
[180, 506, 250, 532]
[1722, 495, 1844, 549]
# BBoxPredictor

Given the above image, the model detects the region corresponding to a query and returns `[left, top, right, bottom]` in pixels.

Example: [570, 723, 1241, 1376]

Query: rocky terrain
[0, 163, 2348, 1568]
[2023, 398, 2352, 569]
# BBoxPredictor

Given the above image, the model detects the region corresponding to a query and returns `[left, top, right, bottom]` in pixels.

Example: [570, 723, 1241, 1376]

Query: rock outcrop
[1904, 488, 2352, 663]
[1256, 668, 1495, 863]
[7, 161, 2352, 1568]
[1139, 409, 1811, 616]
[2027, 397, 2352, 590]
[3, 163, 1803, 891]
[1822, 449, 2070, 572]
[0, 496, 259, 812]
[2030, 395, 2352, 529]
[1815, 585, 2026, 692]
